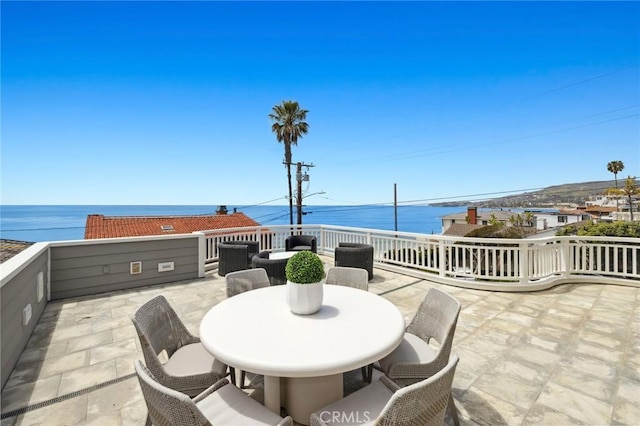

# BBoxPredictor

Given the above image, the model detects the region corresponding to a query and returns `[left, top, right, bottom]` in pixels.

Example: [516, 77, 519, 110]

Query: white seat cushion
[164, 343, 227, 377]
[310, 379, 393, 425]
[379, 332, 437, 372]
[197, 383, 284, 425]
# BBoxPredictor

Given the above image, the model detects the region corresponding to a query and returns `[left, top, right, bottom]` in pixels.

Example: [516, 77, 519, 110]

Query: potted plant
[285, 250, 326, 314]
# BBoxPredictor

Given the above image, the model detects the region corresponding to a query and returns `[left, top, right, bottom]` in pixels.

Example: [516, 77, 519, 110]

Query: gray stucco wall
[50, 235, 200, 300]
[1, 244, 49, 389]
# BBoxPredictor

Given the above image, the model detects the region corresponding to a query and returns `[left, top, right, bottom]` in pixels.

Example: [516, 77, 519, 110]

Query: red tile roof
[85, 213, 260, 239]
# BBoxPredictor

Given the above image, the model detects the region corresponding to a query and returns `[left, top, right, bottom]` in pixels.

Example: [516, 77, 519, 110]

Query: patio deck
[1, 259, 638, 425]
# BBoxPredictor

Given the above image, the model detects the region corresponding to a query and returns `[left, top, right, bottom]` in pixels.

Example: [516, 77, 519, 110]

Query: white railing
[198, 224, 639, 291]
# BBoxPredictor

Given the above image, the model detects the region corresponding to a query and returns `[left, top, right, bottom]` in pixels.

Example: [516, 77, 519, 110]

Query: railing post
[560, 238, 570, 277]
[519, 241, 529, 285]
[438, 239, 446, 277]
[197, 232, 205, 278]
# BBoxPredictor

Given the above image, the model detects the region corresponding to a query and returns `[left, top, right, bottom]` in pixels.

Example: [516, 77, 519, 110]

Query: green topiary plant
[285, 250, 326, 284]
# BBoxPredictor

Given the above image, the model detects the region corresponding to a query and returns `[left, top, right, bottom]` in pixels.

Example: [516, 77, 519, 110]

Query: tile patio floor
[1, 259, 638, 425]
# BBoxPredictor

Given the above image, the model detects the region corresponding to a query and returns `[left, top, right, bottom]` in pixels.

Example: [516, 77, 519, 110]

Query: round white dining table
[200, 284, 405, 425]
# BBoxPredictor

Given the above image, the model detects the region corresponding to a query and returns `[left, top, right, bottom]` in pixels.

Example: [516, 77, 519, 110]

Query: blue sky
[2, 1, 639, 206]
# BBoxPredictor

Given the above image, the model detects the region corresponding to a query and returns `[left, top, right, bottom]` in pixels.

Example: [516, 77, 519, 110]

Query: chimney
[216, 205, 228, 215]
[467, 207, 477, 225]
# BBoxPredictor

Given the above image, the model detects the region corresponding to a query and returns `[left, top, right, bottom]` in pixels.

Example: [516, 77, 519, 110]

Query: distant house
[441, 207, 518, 235]
[529, 209, 593, 231]
[84, 207, 260, 239]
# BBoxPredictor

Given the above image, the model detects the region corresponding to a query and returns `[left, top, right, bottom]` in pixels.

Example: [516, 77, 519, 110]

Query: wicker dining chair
[325, 266, 368, 291]
[310, 355, 459, 426]
[377, 287, 462, 424]
[225, 268, 270, 388]
[225, 268, 270, 298]
[135, 360, 293, 426]
[132, 295, 232, 397]
[325, 266, 372, 382]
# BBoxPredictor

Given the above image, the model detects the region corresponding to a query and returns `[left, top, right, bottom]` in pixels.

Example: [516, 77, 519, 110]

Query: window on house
[558, 216, 567, 223]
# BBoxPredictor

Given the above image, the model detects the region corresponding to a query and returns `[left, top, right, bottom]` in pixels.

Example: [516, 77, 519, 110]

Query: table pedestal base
[282, 374, 343, 425]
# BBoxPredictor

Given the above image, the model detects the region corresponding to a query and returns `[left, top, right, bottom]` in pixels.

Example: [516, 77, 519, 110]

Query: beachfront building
[527, 209, 592, 231]
[84, 206, 259, 239]
[441, 207, 518, 234]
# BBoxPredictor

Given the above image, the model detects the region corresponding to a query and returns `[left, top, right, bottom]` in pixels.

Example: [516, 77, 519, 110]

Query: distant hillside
[433, 179, 637, 208]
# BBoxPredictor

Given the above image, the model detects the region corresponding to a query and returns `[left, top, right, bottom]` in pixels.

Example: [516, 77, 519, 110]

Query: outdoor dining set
[130, 235, 462, 425]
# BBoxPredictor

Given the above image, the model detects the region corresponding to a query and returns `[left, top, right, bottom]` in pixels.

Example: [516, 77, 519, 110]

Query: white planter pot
[285, 281, 324, 315]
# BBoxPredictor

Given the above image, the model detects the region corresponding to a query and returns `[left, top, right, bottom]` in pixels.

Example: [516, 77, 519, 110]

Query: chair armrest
[192, 378, 230, 403]
[278, 416, 294, 426]
[380, 375, 401, 392]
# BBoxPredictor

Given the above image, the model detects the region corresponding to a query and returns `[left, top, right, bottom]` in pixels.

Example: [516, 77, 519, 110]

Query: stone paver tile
[538, 315, 581, 331]
[483, 318, 527, 335]
[58, 359, 117, 396]
[578, 329, 626, 350]
[454, 347, 494, 374]
[33, 322, 95, 343]
[13, 394, 88, 425]
[572, 341, 624, 364]
[457, 332, 515, 361]
[506, 300, 547, 317]
[112, 324, 139, 342]
[92, 314, 134, 333]
[482, 293, 515, 308]
[17, 341, 68, 363]
[537, 381, 613, 425]
[84, 415, 121, 426]
[459, 387, 527, 426]
[452, 368, 480, 394]
[508, 343, 562, 368]
[39, 350, 90, 378]
[116, 353, 141, 377]
[519, 334, 568, 353]
[523, 402, 589, 425]
[472, 371, 542, 410]
[66, 329, 113, 354]
[559, 353, 618, 381]
[612, 396, 640, 425]
[491, 359, 550, 384]
[548, 367, 617, 402]
[121, 398, 150, 426]
[493, 311, 536, 327]
[459, 312, 491, 330]
[90, 338, 138, 365]
[86, 376, 143, 421]
[582, 320, 629, 341]
[617, 376, 640, 401]
[0, 374, 61, 414]
[545, 306, 587, 323]
[556, 295, 596, 310]
[459, 301, 503, 319]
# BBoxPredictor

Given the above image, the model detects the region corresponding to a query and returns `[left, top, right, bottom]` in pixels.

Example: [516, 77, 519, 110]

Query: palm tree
[269, 101, 309, 225]
[607, 160, 625, 188]
[621, 176, 638, 221]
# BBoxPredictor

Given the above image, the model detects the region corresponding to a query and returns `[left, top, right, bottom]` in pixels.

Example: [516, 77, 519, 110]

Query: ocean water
[0, 205, 465, 243]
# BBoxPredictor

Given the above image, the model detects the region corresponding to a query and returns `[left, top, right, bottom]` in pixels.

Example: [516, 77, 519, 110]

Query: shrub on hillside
[556, 221, 640, 238]
[465, 225, 534, 238]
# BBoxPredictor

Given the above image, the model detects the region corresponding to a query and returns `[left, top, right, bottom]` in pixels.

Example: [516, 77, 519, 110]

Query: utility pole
[296, 162, 315, 225]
